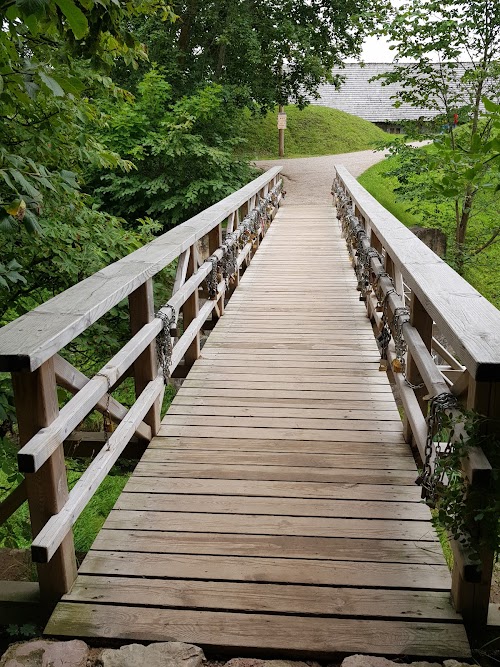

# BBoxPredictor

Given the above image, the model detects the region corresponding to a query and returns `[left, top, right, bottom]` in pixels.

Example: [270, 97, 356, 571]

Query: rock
[1, 639, 88, 667]
[409, 226, 447, 258]
[443, 662, 471, 667]
[341, 657, 442, 667]
[225, 661, 320, 667]
[100, 642, 205, 667]
[224, 660, 265, 667]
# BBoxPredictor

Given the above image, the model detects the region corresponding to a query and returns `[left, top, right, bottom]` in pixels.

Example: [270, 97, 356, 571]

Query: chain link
[416, 392, 459, 505]
[155, 304, 176, 383]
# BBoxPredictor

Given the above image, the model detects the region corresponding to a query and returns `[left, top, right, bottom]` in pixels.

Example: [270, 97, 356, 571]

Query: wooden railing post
[183, 245, 201, 368]
[128, 278, 161, 437]
[403, 293, 433, 444]
[208, 223, 224, 320]
[451, 378, 500, 626]
[12, 358, 77, 603]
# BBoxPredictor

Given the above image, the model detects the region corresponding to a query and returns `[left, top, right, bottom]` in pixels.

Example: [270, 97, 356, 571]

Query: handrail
[1, 167, 283, 604]
[0, 167, 282, 373]
[332, 169, 498, 627]
[334, 165, 500, 382]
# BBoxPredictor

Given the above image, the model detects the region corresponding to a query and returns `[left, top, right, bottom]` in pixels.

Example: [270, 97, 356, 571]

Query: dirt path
[256, 149, 387, 205]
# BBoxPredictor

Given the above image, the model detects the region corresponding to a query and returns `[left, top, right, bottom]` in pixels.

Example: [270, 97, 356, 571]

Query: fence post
[451, 378, 499, 626]
[12, 358, 77, 603]
[129, 278, 161, 437]
[208, 223, 224, 320]
[183, 245, 201, 368]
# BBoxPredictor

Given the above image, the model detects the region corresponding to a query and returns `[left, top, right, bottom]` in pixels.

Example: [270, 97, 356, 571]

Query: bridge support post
[183, 245, 201, 368]
[129, 278, 161, 437]
[451, 378, 499, 627]
[209, 224, 224, 321]
[12, 359, 77, 604]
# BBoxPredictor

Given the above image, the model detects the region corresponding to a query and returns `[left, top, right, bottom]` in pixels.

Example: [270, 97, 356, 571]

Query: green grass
[237, 105, 388, 159]
[358, 156, 500, 309]
[0, 463, 130, 557]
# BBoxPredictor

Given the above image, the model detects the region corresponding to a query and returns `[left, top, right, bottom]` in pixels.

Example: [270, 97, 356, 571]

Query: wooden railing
[0, 167, 283, 603]
[333, 165, 500, 627]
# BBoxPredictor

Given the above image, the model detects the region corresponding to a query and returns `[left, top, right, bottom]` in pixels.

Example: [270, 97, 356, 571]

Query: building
[308, 63, 443, 133]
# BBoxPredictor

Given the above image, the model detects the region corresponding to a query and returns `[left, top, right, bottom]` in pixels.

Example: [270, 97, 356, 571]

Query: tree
[89, 69, 255, 227]
[121, 0, 389, 111]
[376, 0, 500, 274]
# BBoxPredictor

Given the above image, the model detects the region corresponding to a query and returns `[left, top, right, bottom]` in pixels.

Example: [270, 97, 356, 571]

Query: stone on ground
[100, 642, 205, 667]
[340, 657, 472, 667]
[225, 661, 320, 667]
[0, 639, 88, 667]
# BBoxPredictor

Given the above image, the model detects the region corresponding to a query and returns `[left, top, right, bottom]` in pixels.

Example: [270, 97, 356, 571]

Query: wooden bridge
[1, 166, 500, 658]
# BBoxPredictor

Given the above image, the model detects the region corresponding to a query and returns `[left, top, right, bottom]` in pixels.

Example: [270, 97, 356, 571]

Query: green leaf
[22, 208, 43, 234]
[54, 0, 89, 39]
[39, 72, 65, 97]
[483, 97, 500, 113]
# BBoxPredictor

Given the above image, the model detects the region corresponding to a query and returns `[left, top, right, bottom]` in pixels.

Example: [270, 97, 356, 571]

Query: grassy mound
[237, 105, 388, 159]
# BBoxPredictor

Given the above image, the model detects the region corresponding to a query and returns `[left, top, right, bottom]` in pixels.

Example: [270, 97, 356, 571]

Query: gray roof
[308, 63, 444, 122]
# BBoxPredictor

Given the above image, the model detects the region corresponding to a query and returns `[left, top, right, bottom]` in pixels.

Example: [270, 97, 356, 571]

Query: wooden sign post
[278, 106, 286, 157]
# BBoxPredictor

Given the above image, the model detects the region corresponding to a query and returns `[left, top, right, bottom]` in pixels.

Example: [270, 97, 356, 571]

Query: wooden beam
[129, 279, 161, 437]
[31, 377, 164, 564]
[0, 582, 41, 625]
[54, 355, 151, 442]
[12, 358, 77, 602]
[0, 167, 282, 373]
[64, 431, 146, 460]
[0, 479, 27, 525]
[17, 319, 162, 473]
[183, 245, 201, 369]
[403, 293, 433, 443]
[334, 165, 500, 382]
[172, 250, 190, 295]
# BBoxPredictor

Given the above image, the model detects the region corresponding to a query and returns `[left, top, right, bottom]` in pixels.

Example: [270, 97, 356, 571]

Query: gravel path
[256, 149, 387, 205]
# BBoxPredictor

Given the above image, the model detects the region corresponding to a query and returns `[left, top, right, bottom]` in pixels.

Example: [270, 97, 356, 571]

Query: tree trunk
[177, 0, 198, 66]
[455, 188, 475, 274]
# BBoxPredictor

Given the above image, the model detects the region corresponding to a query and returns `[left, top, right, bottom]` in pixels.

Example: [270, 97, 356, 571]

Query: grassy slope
[237, 105, 388, 159]
[358, 157, 500, 310]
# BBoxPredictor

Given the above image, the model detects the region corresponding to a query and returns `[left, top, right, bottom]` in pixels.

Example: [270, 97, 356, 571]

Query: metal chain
[416, 392, 459, 505]
[155, 304, 176, 383]
[205, 255, 219, 300]
[392, 306, 410, 373]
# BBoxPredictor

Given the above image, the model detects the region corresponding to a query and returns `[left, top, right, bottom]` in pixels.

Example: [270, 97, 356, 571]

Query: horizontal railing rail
[333, 165, 500, 628]
[0, 167, 283, 603]
[334, 165, 500, 382]
[0, 167, 282, 373]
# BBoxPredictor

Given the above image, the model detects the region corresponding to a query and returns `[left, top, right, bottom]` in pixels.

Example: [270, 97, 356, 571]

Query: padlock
[379, 359, 388, 372]
[392, 358, 403, 373]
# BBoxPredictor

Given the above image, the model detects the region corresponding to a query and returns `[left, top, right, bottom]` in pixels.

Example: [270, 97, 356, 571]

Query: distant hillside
[237, 105, 388, 159]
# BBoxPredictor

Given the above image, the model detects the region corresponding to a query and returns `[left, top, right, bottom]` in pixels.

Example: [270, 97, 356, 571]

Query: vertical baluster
[209, 223, 224, 320]
[129, 278, 161, 437]
[12, 359, 77, 603]
[183, 245, 200, 368]
[451, 378, 500, 626]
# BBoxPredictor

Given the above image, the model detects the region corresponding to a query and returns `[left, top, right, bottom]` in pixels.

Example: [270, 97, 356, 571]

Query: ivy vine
[429, 409, 500, 563]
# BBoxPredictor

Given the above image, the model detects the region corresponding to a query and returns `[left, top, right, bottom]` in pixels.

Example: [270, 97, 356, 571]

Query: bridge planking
[46, 205, 470, 658]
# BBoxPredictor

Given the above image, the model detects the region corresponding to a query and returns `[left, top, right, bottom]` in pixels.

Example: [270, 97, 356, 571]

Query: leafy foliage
[376, 0, 500, 273]
[429, 411, 500, 561]
[122, 0, 390, 111]
[358, 153, 500, 308]
[91, 69, 256, 227]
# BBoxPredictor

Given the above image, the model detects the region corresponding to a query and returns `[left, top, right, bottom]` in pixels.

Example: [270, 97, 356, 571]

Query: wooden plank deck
[46, 205, 471, 658]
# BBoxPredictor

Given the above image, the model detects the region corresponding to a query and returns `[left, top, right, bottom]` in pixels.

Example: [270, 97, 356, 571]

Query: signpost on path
[278, 106, 286, 157]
